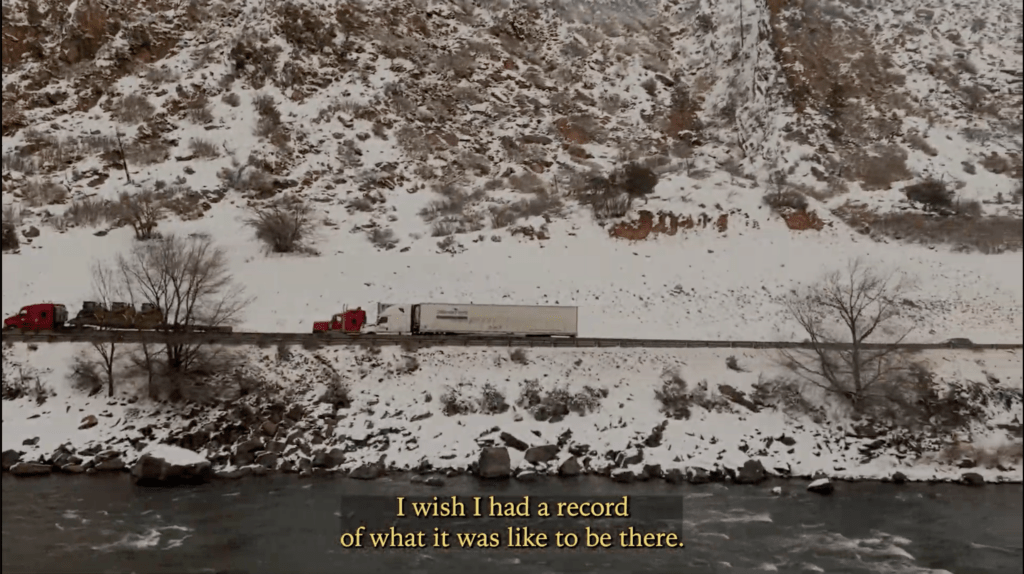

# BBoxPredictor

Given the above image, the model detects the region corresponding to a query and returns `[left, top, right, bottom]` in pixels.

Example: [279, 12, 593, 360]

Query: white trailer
[373, 303, 577, 337]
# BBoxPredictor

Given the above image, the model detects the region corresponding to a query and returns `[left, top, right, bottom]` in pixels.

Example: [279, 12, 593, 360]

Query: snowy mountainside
[0, 0, 1022, 340]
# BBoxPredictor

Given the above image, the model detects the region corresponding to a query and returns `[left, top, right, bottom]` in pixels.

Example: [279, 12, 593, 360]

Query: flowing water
[2, 474, 1020, 574]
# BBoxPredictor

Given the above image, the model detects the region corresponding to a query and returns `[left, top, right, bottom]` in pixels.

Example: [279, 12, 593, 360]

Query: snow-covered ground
[2, 0, 1022, 485]
[4, 343, 1021, 483]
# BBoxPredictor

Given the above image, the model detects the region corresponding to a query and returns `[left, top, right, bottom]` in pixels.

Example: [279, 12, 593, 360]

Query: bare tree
[781, 258, 913, 410]
[117, 190, 162, 240]
[88, 261, 123, 397]
[115, 234, 251, 374]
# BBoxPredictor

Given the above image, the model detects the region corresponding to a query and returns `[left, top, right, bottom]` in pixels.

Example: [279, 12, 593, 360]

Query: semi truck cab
[374, 303, 412, 335]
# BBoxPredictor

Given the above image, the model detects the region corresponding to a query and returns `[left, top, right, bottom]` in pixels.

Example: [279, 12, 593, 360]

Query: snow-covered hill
[1, 0, 1022, 336]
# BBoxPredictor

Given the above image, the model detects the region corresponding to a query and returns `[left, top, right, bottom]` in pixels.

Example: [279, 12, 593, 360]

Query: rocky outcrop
[477, 447, 511, 479]
[961, 472, 985, 486]
[500, 432, 529, 451]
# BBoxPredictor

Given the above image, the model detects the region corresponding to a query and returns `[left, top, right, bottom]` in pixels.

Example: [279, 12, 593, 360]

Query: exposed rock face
[734, 459, 767, 484]
[131, 451, 213, 486]
[664, 468, 686, 484]
[524, 444, 559, 464]
[477, 447, 511, 479]
[687, 467, 711, 484]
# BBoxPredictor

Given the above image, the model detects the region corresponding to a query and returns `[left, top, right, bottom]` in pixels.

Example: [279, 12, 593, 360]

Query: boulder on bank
[807, 478, 834, 495]
[2, 450, 24, 471]
[558, 457, 582, 477]
[478, 447, 511, 479]
[500, 432, 529, 451]
[664, 468, 686, 484]
[10, 462, 52, 476]
[961, 472, 985, 487]
[734, 459, 767, 484]
[525, 444, 559, 464]
[891, 471, 908, 484]
[349, 458, 386, 480]
[131, 444, 213, 486]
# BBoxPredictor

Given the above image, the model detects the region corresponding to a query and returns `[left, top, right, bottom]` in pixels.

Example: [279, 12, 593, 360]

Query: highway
[2, 330, 1021, 350]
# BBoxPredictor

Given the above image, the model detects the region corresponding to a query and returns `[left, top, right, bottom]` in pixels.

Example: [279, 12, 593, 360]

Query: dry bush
[509, 347, 529, 364]
[655, 369, 694, 420]
[63, 196, 115, 227]
[367, 227, 398, 249]
[229, 38, 282, 88]
[186, 94, 214, 124]
[115, 94, 155, 124]
[515, 380, 606, 420]
[843, 144, 912, 190]
[347, 196, 375, 212]
[245, 197, 315, 254]
[478, 383, 509, 414]
[905, 130, 938, 156]
[418, 187, 486, 222]
[320, 379, 351, 409]
[764, 188, 809, 212]
[1, 222, 18, 251]
[222, 92, 241, 107]
[145, 66, 180, 84]
[904, 179, 953, 211]
[218, 163, 275, 194]
[189, 138, 220, 159]
[396, 355, 419, 374]
[553, 114, 606, 144]
[69, 354, 104, 396]
[616, 162, 659, 203]
[1, 152, 37, 175]
[834, 203, 1022, 254]
[2, 204, 22, 226]
[126, 141, 170, 165]
[253, 93, 287, 145]
[726, 355, 745, 372]
[23, 178, 68, 206]
[441, 385, 476, 416]
[276, 1, 337, 54]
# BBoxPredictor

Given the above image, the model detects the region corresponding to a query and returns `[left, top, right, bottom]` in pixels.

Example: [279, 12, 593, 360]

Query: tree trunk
[106, 341, 116, 398]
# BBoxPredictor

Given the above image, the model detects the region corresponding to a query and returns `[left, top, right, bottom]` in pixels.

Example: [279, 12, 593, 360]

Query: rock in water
[477, 447, 511, 479]
[807, 478, 834, 495]
[130, 444, 213, 486]
[349, 459, 386, 480]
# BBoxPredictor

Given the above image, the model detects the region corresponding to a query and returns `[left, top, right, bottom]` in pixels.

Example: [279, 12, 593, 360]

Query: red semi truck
[3, 303, 70, 332]
[312, 303, 578, 337]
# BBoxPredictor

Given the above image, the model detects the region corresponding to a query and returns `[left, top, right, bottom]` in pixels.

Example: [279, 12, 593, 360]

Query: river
[2, 474, 1021, 574]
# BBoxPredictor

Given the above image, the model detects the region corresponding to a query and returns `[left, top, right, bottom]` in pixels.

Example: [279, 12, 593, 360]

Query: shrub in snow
[23, 178, 68, 207]
[69, 354, 104, 396]
[441, 385, 476, 416]
[117, 190, 162, 240]
[763, 188, 809, 213]
[509, 348, 529, 365]
[320, 380, 352, 409]
[189, 138, 219, 159]
[1, 366, 49, 405]
[478, 383, 509, 414]
[655, 371, 693, 420]
[904, 179, 954, 210]
[1, 221, 18, 251]
[516, 379, 543, 410]
[396, 355, 419, 374]
[245, 197, 315, 254]
[115, 93, 155, 124]
[221, 92, 241, 107]
[368, 227, 399, 250]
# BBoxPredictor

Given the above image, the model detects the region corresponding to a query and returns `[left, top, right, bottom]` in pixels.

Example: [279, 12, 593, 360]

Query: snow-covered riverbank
[3, 343, 1022, 485]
